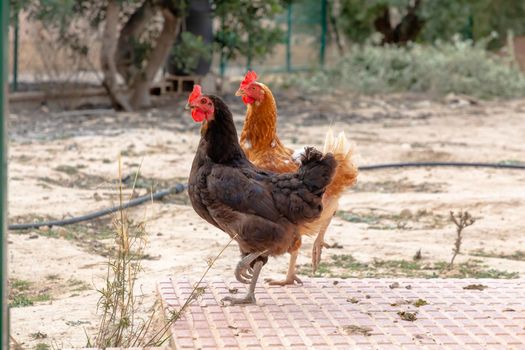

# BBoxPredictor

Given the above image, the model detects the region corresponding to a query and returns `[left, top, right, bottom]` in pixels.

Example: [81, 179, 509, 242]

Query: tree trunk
[129, 8, 181, 109]
[391, 0, 424, 44]
[328, 0, 345, 55]
[375, 0, 424, 45]
[100, 0, 132, 111]
[115, 0, 155, 84]
[374, 7, 394, 44]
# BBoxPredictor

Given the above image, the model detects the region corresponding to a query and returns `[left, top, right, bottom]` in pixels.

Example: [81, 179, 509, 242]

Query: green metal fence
[7, 0, 330, 91]
[1, 1, 8, 349]
[219, 0, 329, 76]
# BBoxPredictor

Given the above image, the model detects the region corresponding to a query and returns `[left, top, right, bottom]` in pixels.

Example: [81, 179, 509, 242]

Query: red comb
[240, 71, 258, 89]
[188, 84, 202, 104]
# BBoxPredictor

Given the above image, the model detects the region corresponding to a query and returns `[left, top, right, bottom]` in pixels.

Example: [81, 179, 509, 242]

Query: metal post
[465, 15, 473, 40]
[219, 14, 226, 78]
[219, 50, 225, 78]
[12, 10, 18, 92]
[320, 0, 327, 67]
[286, 3, 292, 72]
[247, 33, 252, 71]
[0, 0, 9, 349]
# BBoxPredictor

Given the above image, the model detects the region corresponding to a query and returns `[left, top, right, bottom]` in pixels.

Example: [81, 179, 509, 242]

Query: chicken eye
[200, 98, 207, 104]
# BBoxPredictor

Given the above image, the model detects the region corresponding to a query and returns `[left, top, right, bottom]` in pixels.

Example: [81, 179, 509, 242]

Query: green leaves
[214, 0, 287, 61]
[169, 32, 212, 74]
[338, 0, 525, 47]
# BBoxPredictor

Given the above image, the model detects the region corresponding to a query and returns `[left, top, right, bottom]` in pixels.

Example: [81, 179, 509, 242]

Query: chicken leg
[222, 252, 266, 305]
[312, 215, 333, 274]
[222, 260, 264, 305]
[266, 250, 302, 286]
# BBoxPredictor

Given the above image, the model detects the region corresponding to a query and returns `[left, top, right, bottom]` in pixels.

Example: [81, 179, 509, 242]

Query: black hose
[359, 161, 525, 171]
[8, 161, 525, 231]
[8, 183, 186, 230]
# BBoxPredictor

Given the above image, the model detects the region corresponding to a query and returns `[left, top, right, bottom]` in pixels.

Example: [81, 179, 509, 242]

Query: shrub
[290, 38, 525, 99]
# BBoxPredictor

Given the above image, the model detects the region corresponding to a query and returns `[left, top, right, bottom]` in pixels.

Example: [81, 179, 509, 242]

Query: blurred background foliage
[7, 0, 525, 102]
[339, 0, 525, 48]
[289, 37, 525, 98]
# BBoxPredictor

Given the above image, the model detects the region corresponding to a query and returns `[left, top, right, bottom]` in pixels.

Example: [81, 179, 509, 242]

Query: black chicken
[186, 85, 336, 305]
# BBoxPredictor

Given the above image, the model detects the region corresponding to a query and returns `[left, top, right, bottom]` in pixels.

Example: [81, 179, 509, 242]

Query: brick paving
[158, 278, 525, 349]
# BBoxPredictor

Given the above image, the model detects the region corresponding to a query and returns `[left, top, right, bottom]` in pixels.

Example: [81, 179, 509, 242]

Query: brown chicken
[186, 85, 336, 305]
[236, 71, 358, 285]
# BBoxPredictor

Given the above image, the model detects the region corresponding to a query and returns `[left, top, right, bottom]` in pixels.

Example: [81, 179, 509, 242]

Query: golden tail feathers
[297, 128, 358, 238]
[322, 128, 358, 199]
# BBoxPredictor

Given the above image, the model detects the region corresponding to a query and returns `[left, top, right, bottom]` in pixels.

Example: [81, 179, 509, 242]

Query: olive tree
[12, 0, 289, 110]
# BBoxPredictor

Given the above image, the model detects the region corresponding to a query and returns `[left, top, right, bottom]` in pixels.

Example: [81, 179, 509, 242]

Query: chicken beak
[184, 102, 191, 110]
[235, 88, 244, 97]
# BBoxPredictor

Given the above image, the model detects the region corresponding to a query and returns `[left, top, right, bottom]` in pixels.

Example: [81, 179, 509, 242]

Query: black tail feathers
[298, 147, 336, 194]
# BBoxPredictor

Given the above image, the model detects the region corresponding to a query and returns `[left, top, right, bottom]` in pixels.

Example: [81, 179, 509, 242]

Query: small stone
[463, 284, 488, 291]
[399, 209, 412, 218]
[389, 282, 400, 289]
[413, 299, 428, 307]
[397, 311, 417, 321]
[55, 226, 68, 237]
[340, 325, 372, 336]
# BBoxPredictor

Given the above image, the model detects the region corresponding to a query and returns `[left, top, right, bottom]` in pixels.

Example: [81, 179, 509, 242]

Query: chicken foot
[266, 250, 302, 286]
[222, 260, 264, 305]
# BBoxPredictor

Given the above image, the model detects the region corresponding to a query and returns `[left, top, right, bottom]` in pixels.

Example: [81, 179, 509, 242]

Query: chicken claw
[266, 274, 302, 286]
[222, 260, 264, 306]
[265, 250, 302, 286]
[234, 251, 266, 284]
[221, 293, 256, 305]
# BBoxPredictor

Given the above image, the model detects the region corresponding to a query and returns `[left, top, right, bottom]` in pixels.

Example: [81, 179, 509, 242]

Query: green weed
[298, 254, 519, 279]
[336, 209, 446, 230]
[11, 279, 31, 291]
[10, 295, 34, 307]
[470, 249, 525, 261]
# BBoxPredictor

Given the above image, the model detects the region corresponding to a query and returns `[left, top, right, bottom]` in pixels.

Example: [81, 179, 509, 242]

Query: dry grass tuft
[89, 157, 235, 347]
[448, 210, 476, 268]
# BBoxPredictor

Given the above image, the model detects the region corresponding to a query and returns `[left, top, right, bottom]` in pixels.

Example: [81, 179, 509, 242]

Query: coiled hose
[9, 183, 186, 230]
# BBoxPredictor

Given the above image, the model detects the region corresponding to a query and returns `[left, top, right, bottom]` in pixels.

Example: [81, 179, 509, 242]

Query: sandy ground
[7, 92, 525, 348]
